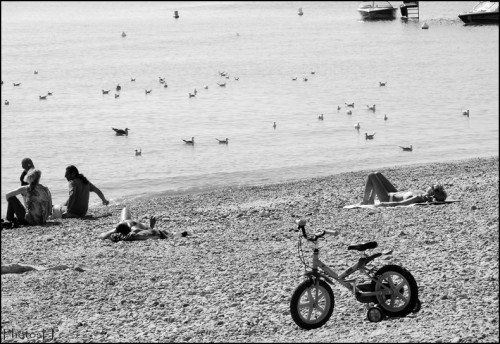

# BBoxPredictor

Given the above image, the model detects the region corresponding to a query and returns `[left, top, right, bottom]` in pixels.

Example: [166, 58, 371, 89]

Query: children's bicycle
[290, 219, 421, 329]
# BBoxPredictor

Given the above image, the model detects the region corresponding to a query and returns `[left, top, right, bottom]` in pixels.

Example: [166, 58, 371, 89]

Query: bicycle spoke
[389, 294, 397, 308]
[387, 275, 396, 289]
[394, 291, 408, 303]
[307, 306, 313, 321]
[306, 288, 314, 301]
[298, 302, 311, 309]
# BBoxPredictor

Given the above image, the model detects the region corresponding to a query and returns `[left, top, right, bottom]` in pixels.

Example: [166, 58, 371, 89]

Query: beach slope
[1, 156, 498, 342]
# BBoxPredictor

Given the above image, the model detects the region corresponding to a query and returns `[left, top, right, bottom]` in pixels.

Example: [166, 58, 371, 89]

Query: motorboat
[358, 1, 397, 20]
[458, 1, 499, 24]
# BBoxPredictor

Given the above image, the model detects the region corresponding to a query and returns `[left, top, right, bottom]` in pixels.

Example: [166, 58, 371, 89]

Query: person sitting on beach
[59, 165, 109, 218]
[99, 207, 170, 241]
[20, 158, 35, 186]
[2, 169, 52, 228]
[359, 172, 447, 207]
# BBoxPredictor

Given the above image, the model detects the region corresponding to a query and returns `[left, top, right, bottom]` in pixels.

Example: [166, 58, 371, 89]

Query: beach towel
[344, 199, 459, 209]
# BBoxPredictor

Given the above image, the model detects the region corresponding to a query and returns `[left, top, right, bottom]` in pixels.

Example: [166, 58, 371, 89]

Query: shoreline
[3, 154, 497, 219]
[1, 156, 498, 342]
[111, 154, 499, 205]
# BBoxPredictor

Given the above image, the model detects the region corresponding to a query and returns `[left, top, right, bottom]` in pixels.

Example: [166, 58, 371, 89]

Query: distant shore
[1, 155, 498, 342]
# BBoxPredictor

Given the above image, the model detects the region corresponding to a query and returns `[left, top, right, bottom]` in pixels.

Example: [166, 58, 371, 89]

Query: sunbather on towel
[99, 207, 170, 241]
[359, 172, 447, 207]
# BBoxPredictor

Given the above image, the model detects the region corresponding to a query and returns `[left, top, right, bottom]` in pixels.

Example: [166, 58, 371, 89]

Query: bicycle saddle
[348, 241, 378, 251]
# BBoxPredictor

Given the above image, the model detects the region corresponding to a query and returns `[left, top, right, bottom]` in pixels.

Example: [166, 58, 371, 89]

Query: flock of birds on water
[2, 69, 472, 156]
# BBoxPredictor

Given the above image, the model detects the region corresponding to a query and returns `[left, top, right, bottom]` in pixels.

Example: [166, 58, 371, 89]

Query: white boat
[298, 8, 303, 16]
[458, 1, 499, 24]
[358, 1, 397, 20]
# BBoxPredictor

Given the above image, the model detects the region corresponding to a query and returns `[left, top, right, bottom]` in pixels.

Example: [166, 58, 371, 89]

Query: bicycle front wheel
[290, 279, 334, 330]
[371, 264, 418, 317]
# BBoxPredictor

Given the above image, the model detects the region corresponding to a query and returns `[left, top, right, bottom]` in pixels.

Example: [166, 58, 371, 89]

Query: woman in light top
[360, 172, 447, 207]
[4, 169, 52, 227]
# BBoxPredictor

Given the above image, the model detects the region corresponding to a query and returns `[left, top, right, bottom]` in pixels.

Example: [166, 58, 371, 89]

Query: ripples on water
[1, 1, 498, 216]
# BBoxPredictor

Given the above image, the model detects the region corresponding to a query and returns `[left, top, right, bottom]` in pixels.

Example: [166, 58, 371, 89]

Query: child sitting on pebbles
[99, 207, 190, 242]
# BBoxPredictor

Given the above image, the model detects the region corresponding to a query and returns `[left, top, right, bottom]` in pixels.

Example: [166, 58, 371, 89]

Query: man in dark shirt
[20, 158, 34, 186]
[61, 165, 109, 218]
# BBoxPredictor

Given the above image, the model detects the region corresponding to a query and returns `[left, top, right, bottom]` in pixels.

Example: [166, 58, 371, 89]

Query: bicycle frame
[303, 240, 392, 300]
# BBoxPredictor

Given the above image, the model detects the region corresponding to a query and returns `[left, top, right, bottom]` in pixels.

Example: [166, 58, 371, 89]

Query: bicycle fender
[303, 271, 334, 286]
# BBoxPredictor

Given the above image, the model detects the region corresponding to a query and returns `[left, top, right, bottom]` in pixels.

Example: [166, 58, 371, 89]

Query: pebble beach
[1, 156, 498, 343]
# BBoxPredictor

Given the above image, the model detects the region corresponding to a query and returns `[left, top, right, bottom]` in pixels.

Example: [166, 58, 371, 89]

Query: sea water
[1, 1, 498, 216]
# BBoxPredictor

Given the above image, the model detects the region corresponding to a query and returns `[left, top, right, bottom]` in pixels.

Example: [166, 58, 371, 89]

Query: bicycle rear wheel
[371, 264, 418, 317]
[290, 279, 334, 330]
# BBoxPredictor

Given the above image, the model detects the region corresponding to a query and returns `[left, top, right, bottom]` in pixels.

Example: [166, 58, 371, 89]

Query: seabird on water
[183, 137, 195, 145]
[112, 128, 130, 136]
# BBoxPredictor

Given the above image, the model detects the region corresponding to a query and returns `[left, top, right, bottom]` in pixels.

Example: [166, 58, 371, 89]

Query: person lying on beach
[3, 169, 52, 228]
[359, 172, 447, 207]
[99, 207, 171, 242]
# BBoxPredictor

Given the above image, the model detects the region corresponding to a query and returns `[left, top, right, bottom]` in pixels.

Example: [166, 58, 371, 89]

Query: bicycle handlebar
[296, 219, 338, 242]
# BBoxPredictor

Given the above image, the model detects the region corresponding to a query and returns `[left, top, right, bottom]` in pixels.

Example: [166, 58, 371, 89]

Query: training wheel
[367, 307, 384, 322]
[412, 299, 422, 313]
